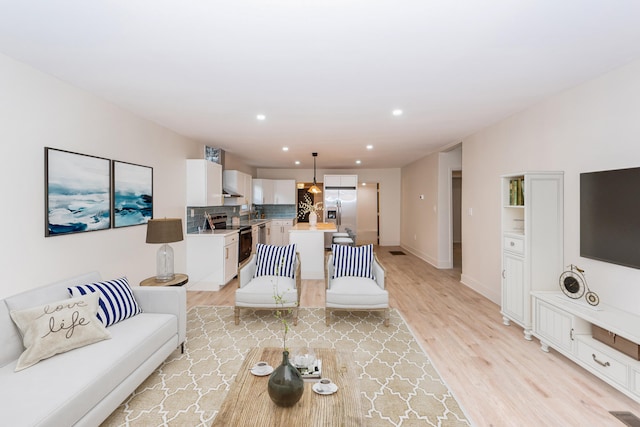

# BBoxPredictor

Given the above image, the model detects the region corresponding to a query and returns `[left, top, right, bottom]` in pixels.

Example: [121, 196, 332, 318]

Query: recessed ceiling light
[362, 182, 367, 186]
[355, 160, 361, 165]
[366, 144, 373, 150]
[295, 160, 300, 165]
[256, 114, 266, 121]
[282, 146, 289, 151]
[392, 109, 403, 116]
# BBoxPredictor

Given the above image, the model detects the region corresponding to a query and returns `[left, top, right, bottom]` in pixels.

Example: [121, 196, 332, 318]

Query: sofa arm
[132, 286, 187, 346]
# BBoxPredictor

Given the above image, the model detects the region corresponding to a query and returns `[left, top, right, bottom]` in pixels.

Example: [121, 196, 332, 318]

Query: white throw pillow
[10, 292, 111, 371]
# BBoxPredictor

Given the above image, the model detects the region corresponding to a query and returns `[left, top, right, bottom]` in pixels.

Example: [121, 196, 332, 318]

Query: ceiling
[2, 1, 640, 169]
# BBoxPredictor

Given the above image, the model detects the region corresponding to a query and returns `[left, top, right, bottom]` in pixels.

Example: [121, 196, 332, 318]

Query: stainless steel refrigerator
[323, 185, 357, 248]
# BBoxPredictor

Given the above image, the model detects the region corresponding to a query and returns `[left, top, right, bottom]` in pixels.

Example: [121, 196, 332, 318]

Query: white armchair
[235, 246, 301, 325]
[325, 247, 389, 327]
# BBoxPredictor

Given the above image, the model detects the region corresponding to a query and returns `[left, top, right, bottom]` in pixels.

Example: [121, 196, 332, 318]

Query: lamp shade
[146, 218, 183, 244]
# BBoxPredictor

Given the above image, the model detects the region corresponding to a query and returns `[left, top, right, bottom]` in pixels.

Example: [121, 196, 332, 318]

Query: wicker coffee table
[212, 347, 364, 426]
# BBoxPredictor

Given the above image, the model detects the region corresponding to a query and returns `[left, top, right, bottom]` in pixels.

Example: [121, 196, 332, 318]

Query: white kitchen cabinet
[253, 179, 295, 205]
[500, 172, 563, 340]
[223, 170, 252, 210]
[273, 179, 296, 204]
[251, 224, 259, 253]
[224, 234, 239, 284]
[186, 160, 223, 206]
[186, 232, 238, 290]
[324, 174, 357, 188]
[269, 219, 294, 245]
[253, 179, 274, 204]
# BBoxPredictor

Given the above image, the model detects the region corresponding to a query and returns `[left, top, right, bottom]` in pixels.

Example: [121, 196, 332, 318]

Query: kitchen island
[288, 222, 337, 279]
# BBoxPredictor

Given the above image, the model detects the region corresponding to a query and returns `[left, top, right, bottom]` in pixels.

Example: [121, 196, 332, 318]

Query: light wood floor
[187, 246, 640, 426]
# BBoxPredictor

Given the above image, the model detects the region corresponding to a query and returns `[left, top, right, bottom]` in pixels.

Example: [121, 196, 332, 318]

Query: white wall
[0, 53, 199, 299]
[257, 168, 401, 245]
[400, 147, 461, 268]
[461, 58, 640, 314]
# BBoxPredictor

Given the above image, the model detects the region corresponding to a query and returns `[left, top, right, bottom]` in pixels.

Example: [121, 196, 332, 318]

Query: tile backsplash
[185, 205, 296, 233]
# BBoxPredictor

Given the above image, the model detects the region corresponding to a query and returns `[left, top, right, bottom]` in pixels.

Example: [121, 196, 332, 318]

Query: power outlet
[190, 209, 195, 218]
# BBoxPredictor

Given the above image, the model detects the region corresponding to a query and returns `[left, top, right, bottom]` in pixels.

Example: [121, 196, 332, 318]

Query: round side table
[140, 273, 189, 287]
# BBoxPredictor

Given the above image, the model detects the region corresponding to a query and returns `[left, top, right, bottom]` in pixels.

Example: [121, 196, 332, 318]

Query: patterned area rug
[102, 307, 470, 427]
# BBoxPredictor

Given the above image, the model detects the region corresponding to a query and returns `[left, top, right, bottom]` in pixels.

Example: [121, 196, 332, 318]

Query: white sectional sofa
[0, 271, 186, 427]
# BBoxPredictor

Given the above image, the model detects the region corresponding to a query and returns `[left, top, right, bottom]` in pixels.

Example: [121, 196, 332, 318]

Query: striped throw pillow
[68, 277, 141, 327]
[254, 243, 297, 279]
[332, 244, 375, 279]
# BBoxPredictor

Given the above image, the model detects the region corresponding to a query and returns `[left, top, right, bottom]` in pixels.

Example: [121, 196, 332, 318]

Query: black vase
[267, 350, 305, 407]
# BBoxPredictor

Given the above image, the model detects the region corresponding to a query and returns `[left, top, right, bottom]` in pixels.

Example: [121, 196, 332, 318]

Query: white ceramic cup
[254, 361, 268, 373]
[317, 378, 332, 392]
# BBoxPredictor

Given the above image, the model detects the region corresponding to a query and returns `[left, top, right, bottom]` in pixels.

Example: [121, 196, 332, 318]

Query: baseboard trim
[460, 274, 500, 305]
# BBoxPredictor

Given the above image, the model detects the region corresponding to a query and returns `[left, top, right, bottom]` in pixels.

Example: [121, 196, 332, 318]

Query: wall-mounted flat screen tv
[580, 166, 640, 270]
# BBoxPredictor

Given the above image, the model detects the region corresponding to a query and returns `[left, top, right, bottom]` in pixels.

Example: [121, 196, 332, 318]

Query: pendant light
[309, 152, 322, 194]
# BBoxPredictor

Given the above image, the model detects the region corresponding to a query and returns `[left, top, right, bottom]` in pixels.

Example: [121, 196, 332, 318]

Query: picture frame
[112, 160, 153, 228]
[45, 147, 111, 236]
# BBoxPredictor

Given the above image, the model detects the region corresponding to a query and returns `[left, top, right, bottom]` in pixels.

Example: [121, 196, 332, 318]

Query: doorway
[451, 171, 462, 271]
[356, 182, 379, 245]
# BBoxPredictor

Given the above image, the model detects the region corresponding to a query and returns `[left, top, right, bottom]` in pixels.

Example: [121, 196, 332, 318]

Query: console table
[532, 291, 640, 403]
[212, 347, 363, 426]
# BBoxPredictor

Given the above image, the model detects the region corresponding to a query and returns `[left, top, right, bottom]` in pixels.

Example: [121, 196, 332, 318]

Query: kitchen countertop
[290, 222, 337, 232]
[187, 229, 238, 236]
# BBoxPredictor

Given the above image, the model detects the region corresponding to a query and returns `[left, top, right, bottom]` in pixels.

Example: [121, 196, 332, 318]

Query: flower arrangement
[297, 193, 323, 219]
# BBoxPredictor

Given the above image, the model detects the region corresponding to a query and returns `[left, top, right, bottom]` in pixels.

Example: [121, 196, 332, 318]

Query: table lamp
[146, 218, 183, 282]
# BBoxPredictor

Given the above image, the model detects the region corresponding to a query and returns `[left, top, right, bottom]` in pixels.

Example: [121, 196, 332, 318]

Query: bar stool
[333, 237, 354, 246]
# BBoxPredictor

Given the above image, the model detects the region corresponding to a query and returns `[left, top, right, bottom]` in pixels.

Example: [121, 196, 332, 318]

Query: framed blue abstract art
[112, 160, 153, 228]
[45, 147, 111, 236]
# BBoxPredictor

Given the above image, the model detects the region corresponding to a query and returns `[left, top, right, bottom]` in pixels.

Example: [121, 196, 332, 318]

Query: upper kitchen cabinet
[253, 179, 274, 204]
[186, 159, 223, 206]
[253, 179, 295, 205]
[324, 174, 357, 188]
[273, 179, 296, 204]
[223, 170, 252, 209]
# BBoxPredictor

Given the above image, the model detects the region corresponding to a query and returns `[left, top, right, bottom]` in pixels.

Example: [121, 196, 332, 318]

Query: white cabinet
[251, 224, 259, 253]
[223, 170, 252, 209]
[532, 291, 640, 403]
[273, 179, 296, 204]
[224, 234, 239, 284]
[269, 219, 294, 245]
[186, 160, 223, 206]
[253, 179, 274, 204]
[500, 172, 563, 340]
[253, 179, 295, 205]
[324, 174, 357, 188]
[186, 232, 238, 290]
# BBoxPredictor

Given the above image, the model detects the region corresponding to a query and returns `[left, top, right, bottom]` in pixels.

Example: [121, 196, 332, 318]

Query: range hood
[206, 147, 245, 198]
[222, 188, 243, 198]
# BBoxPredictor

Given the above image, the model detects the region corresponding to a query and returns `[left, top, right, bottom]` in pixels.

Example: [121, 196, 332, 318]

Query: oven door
[239, 228, 252, 264]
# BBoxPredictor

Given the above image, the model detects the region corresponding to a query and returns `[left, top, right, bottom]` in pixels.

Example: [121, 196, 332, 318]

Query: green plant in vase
[267, 258, 304, 407]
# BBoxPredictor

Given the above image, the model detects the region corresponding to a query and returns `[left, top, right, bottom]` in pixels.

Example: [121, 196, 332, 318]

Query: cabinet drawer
[225, 233, 238, 245]
[576, 338, 628, 387]
[503, 235, 524, 254]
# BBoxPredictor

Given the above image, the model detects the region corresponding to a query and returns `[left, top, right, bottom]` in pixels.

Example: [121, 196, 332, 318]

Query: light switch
[468, 208, 473, 216]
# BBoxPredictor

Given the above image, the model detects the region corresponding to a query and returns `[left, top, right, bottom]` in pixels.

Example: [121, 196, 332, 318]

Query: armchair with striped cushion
[325, 244, 389, 327]
[235, 243, 301, 325]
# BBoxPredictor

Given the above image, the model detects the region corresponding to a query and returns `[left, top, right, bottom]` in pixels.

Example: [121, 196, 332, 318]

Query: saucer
[250, 365, 274, 376]
[312, 382, 338, 395]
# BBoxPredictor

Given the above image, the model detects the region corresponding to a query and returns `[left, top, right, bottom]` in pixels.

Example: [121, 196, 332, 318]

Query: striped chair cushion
[68, 277, 141, 327]
[332, 243, 375, 279]
[254, 243, 297, 279]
